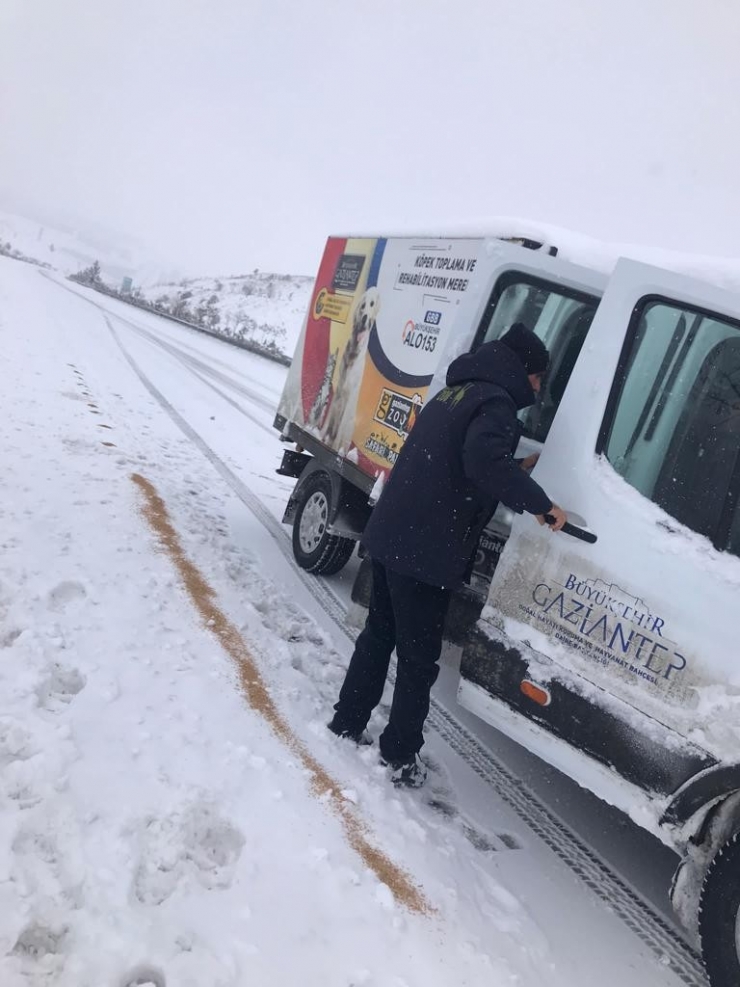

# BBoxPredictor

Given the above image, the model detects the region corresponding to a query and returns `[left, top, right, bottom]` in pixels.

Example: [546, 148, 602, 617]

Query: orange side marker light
[520, 680, 551, 706]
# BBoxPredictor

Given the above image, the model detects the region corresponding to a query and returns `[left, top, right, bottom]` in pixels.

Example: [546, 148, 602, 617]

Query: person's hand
[536, 504, 567, 530]
[520, 453, 540, 473]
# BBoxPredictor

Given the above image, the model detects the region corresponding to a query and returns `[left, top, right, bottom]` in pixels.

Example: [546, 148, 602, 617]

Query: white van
[274, 236, 740, 984]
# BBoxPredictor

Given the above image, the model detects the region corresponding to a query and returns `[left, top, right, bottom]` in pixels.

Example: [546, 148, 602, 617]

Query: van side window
[602, 299, 740, 554]
[476, 275, 598, 442]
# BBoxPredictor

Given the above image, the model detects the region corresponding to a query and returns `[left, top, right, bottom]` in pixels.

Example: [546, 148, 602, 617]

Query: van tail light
[520, 680, 551, 706]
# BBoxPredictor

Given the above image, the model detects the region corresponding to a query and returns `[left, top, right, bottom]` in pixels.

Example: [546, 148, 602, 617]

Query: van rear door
[459, 258, 740, 805]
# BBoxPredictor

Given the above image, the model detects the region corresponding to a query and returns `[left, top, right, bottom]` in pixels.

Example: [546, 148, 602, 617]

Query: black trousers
[333, 560, 451, 763]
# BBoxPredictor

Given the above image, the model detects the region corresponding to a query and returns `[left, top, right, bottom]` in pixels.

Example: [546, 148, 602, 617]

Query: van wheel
[292, 474, 355, 575]
[699, 831, 740, 986]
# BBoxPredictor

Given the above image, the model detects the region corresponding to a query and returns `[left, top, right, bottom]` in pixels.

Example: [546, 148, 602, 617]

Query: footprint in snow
[132, 802, 245, 906]
[0, 718, 39, 765]
[12, 921, 69, 960]
[0, 713, 77, 808]
[0, 626, 23, 648]
[119, 965, 167, 987]
[11, 816, 85, 925]
[47, 580, 87, 613]
[36, 663, 86, 711]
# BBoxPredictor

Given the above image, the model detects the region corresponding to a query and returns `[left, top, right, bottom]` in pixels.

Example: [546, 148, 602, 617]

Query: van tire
[292, 474, 355, 575]
[699, 830, 740, 986]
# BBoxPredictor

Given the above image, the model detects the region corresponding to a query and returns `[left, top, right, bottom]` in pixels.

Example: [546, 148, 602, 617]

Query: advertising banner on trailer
[277, 236, 483, 482]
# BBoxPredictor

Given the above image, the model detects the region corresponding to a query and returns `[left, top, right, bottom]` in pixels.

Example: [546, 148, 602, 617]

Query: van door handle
[544, 514, 598, 544]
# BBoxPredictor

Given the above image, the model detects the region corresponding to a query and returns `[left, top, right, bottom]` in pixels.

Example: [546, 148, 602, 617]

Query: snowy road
[0, 257, 708, 986]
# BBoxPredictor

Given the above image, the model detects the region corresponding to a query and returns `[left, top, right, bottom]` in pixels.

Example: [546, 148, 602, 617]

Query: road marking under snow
[130, 471, 431, 917]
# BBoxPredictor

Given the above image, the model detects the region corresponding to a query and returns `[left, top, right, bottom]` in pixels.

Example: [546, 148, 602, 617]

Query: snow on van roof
[338, 216, 740, 295]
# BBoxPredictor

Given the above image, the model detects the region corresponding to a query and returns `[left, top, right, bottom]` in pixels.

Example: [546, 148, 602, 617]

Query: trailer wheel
[292, 474, 355, 575]
[699, 830, 740, 986]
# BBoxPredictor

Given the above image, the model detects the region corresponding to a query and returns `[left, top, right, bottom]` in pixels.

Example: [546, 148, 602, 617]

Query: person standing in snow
[328, 323, 567, 787]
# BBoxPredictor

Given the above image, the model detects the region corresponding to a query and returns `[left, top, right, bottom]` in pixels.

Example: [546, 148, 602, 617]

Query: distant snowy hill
[0, 209, 313, 360]
[137, 272, 313, 360]
[0, 209, 180, 285]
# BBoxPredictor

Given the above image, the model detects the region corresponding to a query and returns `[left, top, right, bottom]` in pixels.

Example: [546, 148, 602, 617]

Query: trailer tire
[292, 474, 355, 575]
[699, 830, 740, 986]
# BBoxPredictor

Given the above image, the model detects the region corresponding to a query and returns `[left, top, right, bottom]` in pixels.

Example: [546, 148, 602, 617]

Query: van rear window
[602, 298, 740, 554]
[475, 274, 598, 443]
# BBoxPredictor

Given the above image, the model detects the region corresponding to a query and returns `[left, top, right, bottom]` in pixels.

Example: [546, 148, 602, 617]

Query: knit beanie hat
[499, 323, 549, 375]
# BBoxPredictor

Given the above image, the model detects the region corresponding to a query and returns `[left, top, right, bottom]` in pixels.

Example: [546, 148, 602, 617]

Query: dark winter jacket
[362, 341, 553, 588]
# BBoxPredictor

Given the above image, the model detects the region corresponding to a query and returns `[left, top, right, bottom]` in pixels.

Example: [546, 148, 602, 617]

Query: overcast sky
[1, 0, 739, 276]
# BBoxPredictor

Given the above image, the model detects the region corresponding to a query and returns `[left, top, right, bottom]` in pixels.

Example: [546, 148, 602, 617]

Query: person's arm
[462, 400, 564, 526]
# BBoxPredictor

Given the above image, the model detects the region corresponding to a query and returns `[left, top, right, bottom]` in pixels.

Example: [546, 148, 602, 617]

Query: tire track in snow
[41, 272, 280, 421]
[118, 318, 278, 415]
[119, 319, 277, 438]
[102, 314, 707, 986]
[43, 272, 356, 625]
[104, 315, 336, 599]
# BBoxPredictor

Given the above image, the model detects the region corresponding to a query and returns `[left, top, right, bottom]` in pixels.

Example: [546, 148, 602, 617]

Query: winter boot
[327, 717, 373, 747]
[384, 753, 428, 789]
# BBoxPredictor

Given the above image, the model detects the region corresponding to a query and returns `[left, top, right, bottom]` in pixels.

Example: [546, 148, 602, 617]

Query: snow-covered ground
[0, 255, 708, 987]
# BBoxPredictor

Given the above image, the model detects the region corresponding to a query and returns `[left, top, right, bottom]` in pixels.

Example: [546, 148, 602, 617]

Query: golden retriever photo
[322, 286, 381, 450]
